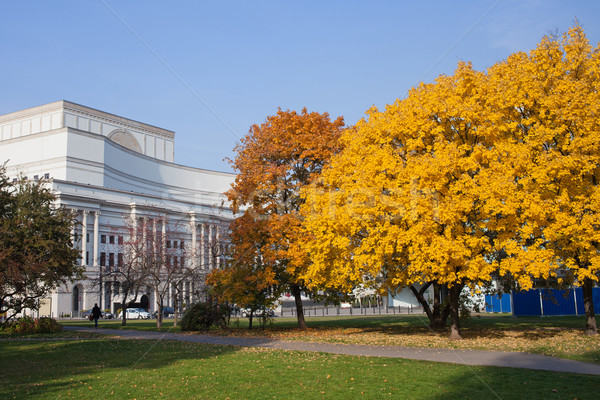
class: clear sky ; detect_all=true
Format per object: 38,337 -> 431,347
1,1 -> 599,173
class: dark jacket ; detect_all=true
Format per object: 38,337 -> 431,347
92,305 -> 102,319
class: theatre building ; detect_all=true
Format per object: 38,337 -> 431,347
0,100 -> 235,317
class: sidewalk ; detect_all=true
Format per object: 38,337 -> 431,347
63,326 -> 600,376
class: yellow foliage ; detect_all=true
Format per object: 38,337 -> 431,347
299,24 -> 600,295
300,62 -> 499,292
487,24 -> 600,285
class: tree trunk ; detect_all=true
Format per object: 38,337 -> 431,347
120,296 -> 129,326
291,284 -> 307,329
156,303 -> 163,329
432,283 -> 450,329
409,282 -> 449,329
583,277 -> 597,336
248,312 -> 253,330
121,305 -> 127,326
173,298 -> 179,328
448,284 -> 462,340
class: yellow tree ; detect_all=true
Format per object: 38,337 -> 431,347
488,24 -> 600,335
225,108 -> 344,329
300,63 -> 502,339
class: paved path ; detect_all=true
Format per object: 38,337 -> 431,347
63,326 -> 600,376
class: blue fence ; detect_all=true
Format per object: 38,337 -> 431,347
512,287 -> 600,316
484,294 -> 512,313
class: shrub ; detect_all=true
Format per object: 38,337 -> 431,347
36,317 -> 62,333
181,301 -> 229,331
1,316 -> 62,334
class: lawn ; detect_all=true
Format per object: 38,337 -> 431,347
63,313 -> 600,364
2,338 -> 600,399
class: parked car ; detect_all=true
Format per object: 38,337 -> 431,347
117,308 -> 151,319
153,307 -> 175,318
81,308 -> 113,319
240,307 -> 275,318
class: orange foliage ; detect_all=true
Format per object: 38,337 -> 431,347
213,108 -> 344,327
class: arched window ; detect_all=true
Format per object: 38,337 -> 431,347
107,129 -> 142,153
140,294 -> 149,311
72,285 -> 81,314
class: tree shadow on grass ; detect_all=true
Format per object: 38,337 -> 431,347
428,363 -> 600,400
0,336 -> 251,399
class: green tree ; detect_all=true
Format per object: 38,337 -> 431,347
0,169 -> 82,322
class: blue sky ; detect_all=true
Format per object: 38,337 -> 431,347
1,1 -> 599,172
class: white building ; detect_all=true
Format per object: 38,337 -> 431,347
0,100 -> 235,318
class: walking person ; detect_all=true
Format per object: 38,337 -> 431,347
91,303 -> 102,328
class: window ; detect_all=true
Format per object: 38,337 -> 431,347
33,175 -> 38,180
166,241 -> 171,248
101,235 -> 106,244
109,236 -> 115,244
100,252 -> 106,266
118,253 -> 123,268
86,233 -> 89,243
180,256 -> 185,267
109,253 -> 114,267
173,257 -> 178,268
118,236 -> 123,245
44,173 -> 49,179
173,241 -> 178,249
180,240 -> 184,249
86,251 -> 89,265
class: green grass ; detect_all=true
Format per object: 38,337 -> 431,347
63,317 -> 182,332
1,338 -> 599,399
60,314 -> 600,365
62,313 -> 596,331
0,329 -> 104,339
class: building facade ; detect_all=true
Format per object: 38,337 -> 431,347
0,100 -> 235,317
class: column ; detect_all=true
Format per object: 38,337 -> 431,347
162,217 -> 167,263
142,217 -> 148,253
152,218 -> 157,256
200,223 -> 205,270
70,210 -> 76,246
130,203 -> 137,243
81,210 -> 88,266
189,212 -> 197,268
93,210 -> 101,309
208,224 -> 214,270
215,225 -> 220,269
93,211 -> 100,266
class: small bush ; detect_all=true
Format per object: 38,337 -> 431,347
181,301 -> 229,331
1,316 -> 62,334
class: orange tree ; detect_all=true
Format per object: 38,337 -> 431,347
222,108 -> 344,329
